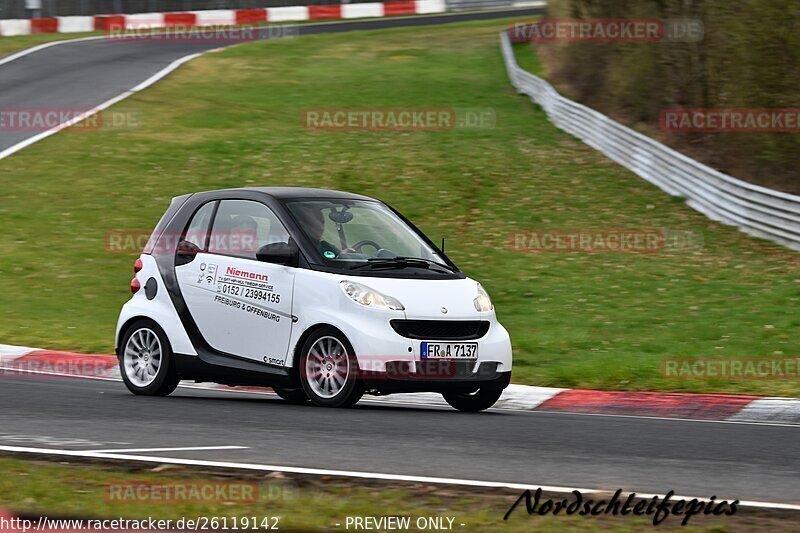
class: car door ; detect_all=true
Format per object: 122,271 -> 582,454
175,199 -> 295,366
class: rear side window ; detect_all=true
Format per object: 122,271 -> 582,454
143,194 -> 190,254
209,200 -> 290,260
183,202 -> 216,251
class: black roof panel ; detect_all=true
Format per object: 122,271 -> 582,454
187,187 -> 377,202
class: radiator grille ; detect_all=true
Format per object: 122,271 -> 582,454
390,320 -> 490,340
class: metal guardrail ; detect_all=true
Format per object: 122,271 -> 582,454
500,31 -> 800,251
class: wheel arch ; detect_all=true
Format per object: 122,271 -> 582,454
116,315 -> 174,357
290,323 -> 353,375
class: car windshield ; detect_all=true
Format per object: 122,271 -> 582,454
285,199 -> 452,270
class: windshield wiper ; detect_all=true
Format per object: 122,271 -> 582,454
350,256 -> 457,273
402,256 -> 458,272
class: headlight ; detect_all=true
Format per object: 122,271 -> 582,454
474,283 -> 494,312
341,280 -> 405,311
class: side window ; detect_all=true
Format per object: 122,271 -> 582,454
183,201 -> 216,250
209,200 -> 290,260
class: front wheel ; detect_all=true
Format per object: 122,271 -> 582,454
442,385 -> 503,412
298,328 -> 363,408
119,319 -> 179,397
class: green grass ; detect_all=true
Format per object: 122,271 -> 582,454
511,41 -> 544,75
1,19 -> 799,395
0,32 -> 99,58
0,456 -> 751,532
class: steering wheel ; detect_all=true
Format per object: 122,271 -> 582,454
350,239 -> 382,254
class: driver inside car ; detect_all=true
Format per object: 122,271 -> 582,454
292,204 -> 345,258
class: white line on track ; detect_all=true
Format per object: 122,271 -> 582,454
90,445 -> 249,453
0,51 -> 202,162
0,35 -> 104,67
0,444 -> 797,512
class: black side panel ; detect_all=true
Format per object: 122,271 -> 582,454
174,353 -> 294,388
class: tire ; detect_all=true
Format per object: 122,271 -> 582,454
298,327 -> 363,408
272,386 -> 309,404
442,385 -> 503,412
119,319 -> 180,397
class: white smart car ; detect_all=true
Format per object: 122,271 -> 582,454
116,188 -> 512,411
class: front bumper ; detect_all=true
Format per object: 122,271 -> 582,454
343,316 -> 513,394
361,363 -> 511,394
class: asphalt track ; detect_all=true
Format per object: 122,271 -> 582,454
0,375 -> 798,506
0,8 -> 543,155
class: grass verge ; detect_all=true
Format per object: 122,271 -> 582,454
0,32 -> 99,58
0,456 -> 781,532
1,19 -> 799,395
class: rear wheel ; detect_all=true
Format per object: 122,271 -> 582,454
298,328 -> 362,408
442,385 -> 503,412
119,320 -> 179,397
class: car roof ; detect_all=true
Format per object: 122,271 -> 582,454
185,187 -> 378,202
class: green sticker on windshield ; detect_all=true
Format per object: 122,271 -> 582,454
324,250 -> 336,259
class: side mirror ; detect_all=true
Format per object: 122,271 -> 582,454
256,241 -> 298,267
176,240 -> 200,266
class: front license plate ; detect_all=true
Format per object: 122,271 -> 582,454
421,342 -> 478,360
